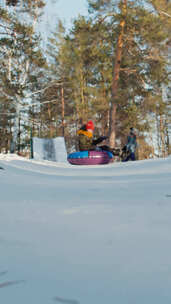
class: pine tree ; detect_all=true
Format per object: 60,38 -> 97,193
0,1 -> 46,152
87,0 -> 170,152
46,18 -> 105,147
45,20 -> 72,141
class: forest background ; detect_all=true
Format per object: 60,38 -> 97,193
0,0 -> 170,160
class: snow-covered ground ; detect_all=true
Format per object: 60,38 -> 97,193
0,154 -> 171,304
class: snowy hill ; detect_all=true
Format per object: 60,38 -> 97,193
0,154 -> 171,304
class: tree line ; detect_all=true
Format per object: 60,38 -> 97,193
0,0 -> 170,159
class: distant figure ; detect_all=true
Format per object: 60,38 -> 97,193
122,127 -> 137,161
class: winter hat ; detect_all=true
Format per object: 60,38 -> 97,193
86,120 -> 94,131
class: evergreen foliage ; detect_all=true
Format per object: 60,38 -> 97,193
0,1 -> 46,152
0,0 -> 170,158
6,0 -> 19,6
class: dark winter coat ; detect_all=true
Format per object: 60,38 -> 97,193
126,134 -> 137,153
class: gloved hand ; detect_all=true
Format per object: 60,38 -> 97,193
99,136 -> 108,141
93,136 -> 108,145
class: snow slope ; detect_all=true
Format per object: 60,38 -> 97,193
0,154 -> 171,304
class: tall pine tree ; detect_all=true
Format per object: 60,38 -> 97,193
0,1 -> 46,152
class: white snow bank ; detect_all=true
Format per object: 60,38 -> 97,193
0,154 -> 171,304
33,137 -> 67,162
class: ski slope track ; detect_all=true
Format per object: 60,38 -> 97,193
0,154 -> 171,304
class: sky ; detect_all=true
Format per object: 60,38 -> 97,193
39,0 -> 89,46
0,151 -> 171,304
42,0 -> 89,34
0,0 -> 88,35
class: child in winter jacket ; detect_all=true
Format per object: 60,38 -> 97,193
122,127 -> 137,161
77,120 -> 108,151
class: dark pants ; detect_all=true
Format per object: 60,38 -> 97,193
124,152 -> 136,162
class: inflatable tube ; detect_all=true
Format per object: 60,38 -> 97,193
67,150 -> 113,165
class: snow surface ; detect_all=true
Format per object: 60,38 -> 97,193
0,154 -> 171,304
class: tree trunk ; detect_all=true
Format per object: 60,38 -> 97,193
109,0 -> 127,148
17,114 -> 21,153
47,104 -> 53,137
61,86 -> 65,137
159,114 -> 166,157
80,66 -> 87,121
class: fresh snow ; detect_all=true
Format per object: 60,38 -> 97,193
0,154 -> 171,304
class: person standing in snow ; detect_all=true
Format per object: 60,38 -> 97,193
122,127 -> 137,161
